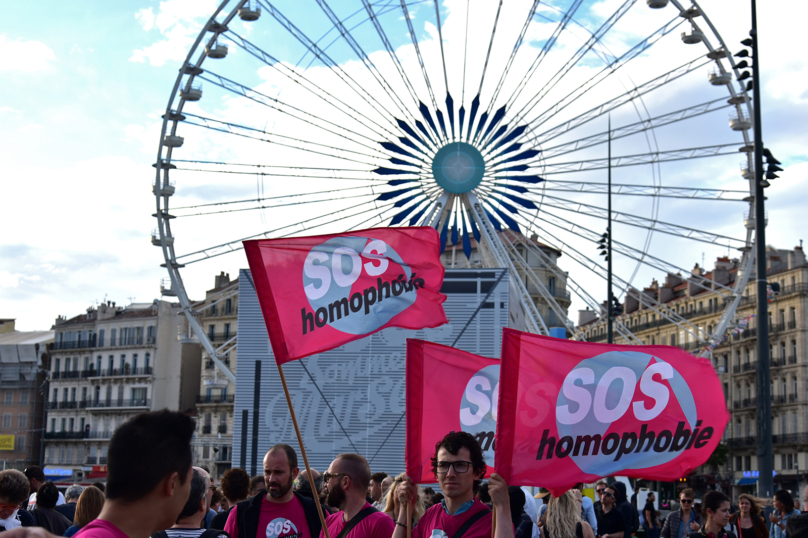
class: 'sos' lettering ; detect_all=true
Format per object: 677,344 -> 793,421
557,362 -> 673,425
460,376 -> 499,426
303,240 -> 392,300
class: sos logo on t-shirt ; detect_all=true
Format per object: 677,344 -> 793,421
265,518 -> 301,538
430,531 -> 448,538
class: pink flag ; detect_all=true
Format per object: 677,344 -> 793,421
406,340 -> 498,483
496,328 -> 729,495
243,227 -> 447,364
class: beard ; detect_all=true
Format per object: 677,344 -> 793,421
326,481 -> 346,509
267,475 -> 295,499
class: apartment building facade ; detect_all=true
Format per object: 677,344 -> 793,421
43,300 -> 200,481
578,245 -> 808,496
0,322 -> 52,470
192,272 -> 238,480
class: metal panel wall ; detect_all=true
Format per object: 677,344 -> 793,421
233,268 -> 511,476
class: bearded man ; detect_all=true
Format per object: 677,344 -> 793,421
224,444 -> 326,538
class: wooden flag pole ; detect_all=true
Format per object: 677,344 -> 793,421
406,503 -> 412,538
276,362 -> 331,538
491,505 -> 496,538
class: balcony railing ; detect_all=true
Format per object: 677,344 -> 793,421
99,457 -> 107,464
79,367 -> 154,379
742,397 -> 757,408
772,323 -> 786,333
774,395 -> 787,404
728,436 -> 756,448
788,355 -> 797,365
789,393 -> 799,403
742,361 -> 757,372
196,394 -> 235,404
51,370 -> 82,380
85,457 -> 97,464
788,321 -> 797,330
218,424 -> 228,434
203,425 -> 212,434
82,398 -> 151,409
771,358 -> 786,368
44,430 -> 114,440
773,433 -> 808,445
53,339 -> 97,351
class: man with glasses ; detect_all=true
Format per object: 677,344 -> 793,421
595,486 -> 626,538
594,482 -> 608,515
319,453 -> 395,538
660,489 -> 700,538
1,469 -> 35,529
393,431 -> 513,538
225,444 -> 325,538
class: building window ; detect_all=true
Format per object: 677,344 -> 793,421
3,391 -> 12,405
744,455 -> 751,471
110,328 -> 117,347
108,355 -> 114,373
99,329 -> 105,347
203,446 -> 210,459
132,353 -> 139,370
208,325 -> 216,341
69,418 -> 75,432
145,353 -> 151,369
65,357 -> 71,371
793,340 -> 798,360
54,358 -> 60,373
131,387 -> 147,405
147,325 -> 155,340
224,323 -> 231,340
61,418 -> 66,432
20,391 -> 28,405
225,299 -> 232,315
2,414 -> 11,428
59,446 -> 66,463
15,435 -> 25,452
82,387 -> 87,402
50,418 -> 55,432
71,388 -> 76,402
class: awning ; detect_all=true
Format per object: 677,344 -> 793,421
737,477 -> 758,485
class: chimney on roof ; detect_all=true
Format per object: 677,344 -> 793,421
530,233 -> 538,241
578,308 -> 598,326
215,271 -> 231,289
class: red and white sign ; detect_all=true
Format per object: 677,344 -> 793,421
406,340 -> 498,483
496,328 -> 729,495
244,227 -> 447,364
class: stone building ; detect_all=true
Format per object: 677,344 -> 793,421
0,322 -> 52,470
578,245 -> 808,497
191,272 -> 238,480
43,300 -> 200,482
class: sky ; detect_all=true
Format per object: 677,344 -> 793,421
1,0 -> 807,332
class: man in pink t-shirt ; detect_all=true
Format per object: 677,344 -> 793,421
78,410 -> 197,538
319,454 -> 395,538
393,432 -> 514,538
224,444 -> 325,538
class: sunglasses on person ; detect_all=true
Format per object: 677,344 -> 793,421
681,499 -> 694,504
603,492 -> 615,499
435,460 -> 473,474
323,472 -> 349,482
596,488 -> 606,494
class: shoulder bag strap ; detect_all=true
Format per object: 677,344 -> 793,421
451,508 -> 492,538
336,506 -> 379,538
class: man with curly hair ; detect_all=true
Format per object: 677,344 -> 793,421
210,468 -> 250,530
1,469 -> 34,530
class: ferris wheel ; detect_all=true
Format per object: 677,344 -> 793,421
153,0 -> 757,382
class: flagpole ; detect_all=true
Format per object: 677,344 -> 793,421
276,362 -> 331,538
407,504 -> 412,538
491,506 -> 497,538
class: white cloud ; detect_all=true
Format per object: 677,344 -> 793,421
0,35 -> 56,72
130,0 -> 217,67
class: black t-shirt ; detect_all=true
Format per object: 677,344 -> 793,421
643,501 -> 656,527
597,506 -> 626,537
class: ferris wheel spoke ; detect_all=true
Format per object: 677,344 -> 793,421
533,206 -> 736,294
531,193 -> 745,247
256,0 -> 413,132
521,142 -> 740,173
221,31 -> 400,140
500,0 -> 585,113
170,165 -> 394,184
313,0 -> 421,125
539,97 -> 733,159
535,179 -> 748,201
175,197 -> 404,265
504,0 -> 640,137
399,1 -> 441,115
518,14 -> 685,135
181,112 -> 393,165
198,70 -> 385,151
431,0 -> 450,97
526,56 -> 712,145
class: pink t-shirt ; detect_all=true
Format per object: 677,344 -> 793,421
74,519 -> 129,538
319,503 -> 395,538
224,496 -> 312,538
413,499 -> 492,538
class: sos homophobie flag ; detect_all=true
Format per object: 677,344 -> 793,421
496,328 -> 729,495
406,340 -> 499,483
243,227 -> 447,364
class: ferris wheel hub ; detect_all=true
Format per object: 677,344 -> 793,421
431,142 -> 486,194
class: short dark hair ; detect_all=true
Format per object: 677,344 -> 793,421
335,453 -> 371,490
775,490 -> 796,513
36,481 -> 59,509
91,482 -> 106,493
267,444 -> 298,470
430,431 -> 486,491
176,469 -> 207,522
702,490 -> 730,516
250,475 -> 265,492
221,468 -> 250,502
23,466 -> 45,483
0,469 -> 30,505
477,482 -> 491,503
370,472 -> 388,484
105,410 -> 195,502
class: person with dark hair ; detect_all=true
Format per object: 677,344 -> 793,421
662,489 -> 701,538
248,477 -> 264,499
595,485 -> 625,538
319,453 -> 394,538
770,490 -> 800,538
688,491 -> 734,538
71,410 -> 196,538
786,485 -> 808,538
295,468 -> 323,500
151,469 -> 227,538
224,444 -> 326,538
210,468 -> 251,530
91,484 -> 106,494
31,482 -> 72,535
24,467 -> 65,510
393,431 -> 513,538
1,469 -> 35,530
644,492 -> 660,538
368,473 -> 388,506
509,487 -> 534,538
728,494 -> 768,538
594,482 -> 608,515
477,483 -> 492,507
65,486 -> 106,537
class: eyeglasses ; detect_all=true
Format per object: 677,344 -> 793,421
596,489 -> 606,494
603,492 -> 615,499
435,461 -> 473,474
323,472 -> 348,482
681,499 -> 694,504
0,504 -> 22,511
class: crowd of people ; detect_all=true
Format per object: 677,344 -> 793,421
1,410 -> 808,538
